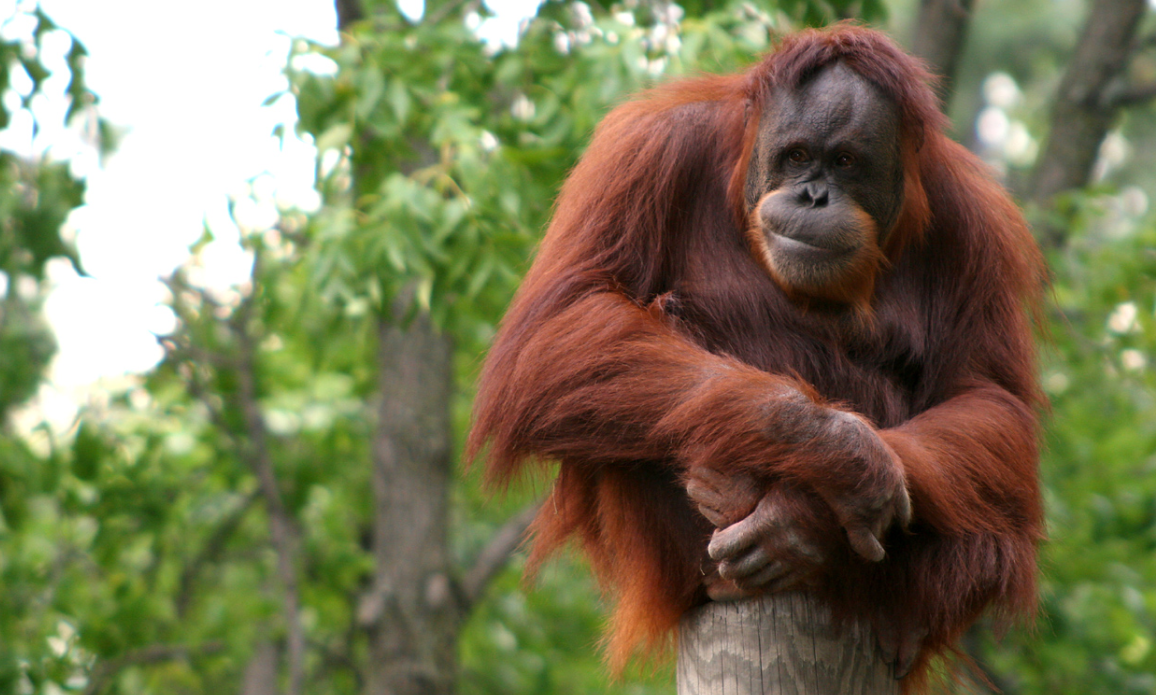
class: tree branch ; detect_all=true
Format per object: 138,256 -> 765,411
163,272 -> 303,683
423,0 -> 475,26
176,490 -> 260,619
241,642 -> 279,695
1028,0 -> 1149,246
83,642 -> 224,695
1106,80 -> 1156,107
335,0 -> 364,31
460,502 -> 542,610
232,253 -> 306,695
910,0 -> 976,105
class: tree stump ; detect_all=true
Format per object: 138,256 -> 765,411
677,592 -> 898,695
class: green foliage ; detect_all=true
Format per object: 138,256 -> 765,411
289,15 -> 567,336
776,0 -> 888,25
0,293 -> 55,413
285,0 -> 819,345
0,157 -> 84,281
0,2 -> 97,419
0,8 -> 96,681
971,200 -> 1156,694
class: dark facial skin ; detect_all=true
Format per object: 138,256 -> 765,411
745,63 -> 904,301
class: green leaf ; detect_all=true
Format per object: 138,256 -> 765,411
315,122 -> 354,153
388,79 -> 412,124
416,276 -> 433,312
72,423 -> 105,481
466,253 -> 495,298
355,67 -> 386,120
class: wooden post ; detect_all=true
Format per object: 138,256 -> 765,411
677,592 -> 898,695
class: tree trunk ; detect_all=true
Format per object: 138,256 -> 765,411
1029,0 -> 1147,245
335,0 -> 364,28
910,0 -> 976,104
677,592 -> 896,695
362,311 -> 458,695
240,642 -> 280,695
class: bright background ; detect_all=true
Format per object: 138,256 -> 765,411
10,1 -> 333,431
14,0 -> 539,425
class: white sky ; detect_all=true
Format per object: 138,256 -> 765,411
2,0 -> 537,428
0,2 -> 328,425
34,0 -> 336,387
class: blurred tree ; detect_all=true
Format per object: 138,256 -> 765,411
0,5 -> 92,417
979,205 -> 1156,694
1029,0 -> 1151,246
0,2 -> 103,691
910,0 -> 976,102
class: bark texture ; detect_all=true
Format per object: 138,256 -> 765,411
678,593 -> 897,695
910,0 -> 976,102
362,311 -> 457,695
335,0 -> 364,28
1029,0 -> 1148,244
240,643 -> 280,695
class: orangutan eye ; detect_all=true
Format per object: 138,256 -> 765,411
835,152 -> 856,168
786,148 -> 811,165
